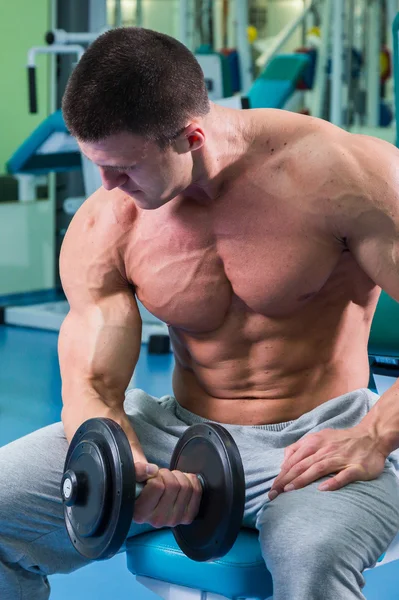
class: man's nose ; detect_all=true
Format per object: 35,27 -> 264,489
99,168 -> 128,191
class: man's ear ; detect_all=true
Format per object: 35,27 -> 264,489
174,124 -> 205,153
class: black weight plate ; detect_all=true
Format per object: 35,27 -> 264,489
62,418 -> 136,560
170,422 -> 245,562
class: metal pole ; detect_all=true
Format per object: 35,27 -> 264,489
114,0 -> 122,27
256,0 -> 314,70
345,0 -> 355,128
387,0 -> 399,50
49,0 -> 57,114
234,0 -> 252,92
46,30 -> 102,45
386,0 -> 398,125
136,0 -> 143,27
27,45 -> 86,67
213,0 -> 223,51
179,0 -> 190,48
89,0 -> 108,32
330,0 -> 345,126
310,0 -> 332,118
366,0 -> 381,127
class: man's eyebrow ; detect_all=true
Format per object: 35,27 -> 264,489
80,152 -> 135,171
99,164 -> 136,170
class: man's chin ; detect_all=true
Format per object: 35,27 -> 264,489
122,189 -> 143,198
132,195 -> 166,210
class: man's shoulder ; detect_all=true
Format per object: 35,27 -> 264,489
67,187 -> 137,244
60,187 -> 135,288
251,110 -> 349,171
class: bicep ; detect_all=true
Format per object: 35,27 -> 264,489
58,194 -> 142,396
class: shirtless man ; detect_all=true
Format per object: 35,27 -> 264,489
1,27 -> 399,600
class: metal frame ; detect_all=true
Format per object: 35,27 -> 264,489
136,575 -> 270,600
330,0 -> 345,126
310,0 -> 331,119
255,0 -> 315,71
180,0 -> 253,93
366,0 -> 381,127
234,0 -> 252,92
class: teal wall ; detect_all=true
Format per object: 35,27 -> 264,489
0,0 -> 50,175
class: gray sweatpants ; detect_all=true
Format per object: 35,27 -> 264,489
1,387 -> 399,600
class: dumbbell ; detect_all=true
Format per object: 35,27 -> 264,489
61,417 -> 245,562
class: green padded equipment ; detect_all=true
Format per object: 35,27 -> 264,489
369,291 -> 399,357
259,53 -> 310,82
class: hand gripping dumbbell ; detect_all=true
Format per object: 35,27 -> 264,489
61,418 -> 245,562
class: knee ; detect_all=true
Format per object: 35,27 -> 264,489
258,505 -> 360,577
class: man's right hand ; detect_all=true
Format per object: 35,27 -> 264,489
133,462 -> 203,528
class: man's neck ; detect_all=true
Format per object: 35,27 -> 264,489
187,103 -> 253,202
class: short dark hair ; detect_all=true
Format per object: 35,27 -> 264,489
62,27 -> 210,148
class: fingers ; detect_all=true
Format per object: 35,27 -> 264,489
181,473 -> 203,524
281,439 -> 321,474
270,444 -> 323,496
134,461 -> 159,482
279,458 -> 337,492
164,471 -> 202,526
269,458 -> 366,499
133,468 -> 202,528
283,444 -> 298,463
269,428 -> 384,500
318,465 -> 365,492
145,469 -> 184,527
134,468 -> 169,524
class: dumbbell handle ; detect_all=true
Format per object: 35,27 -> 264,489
62,470 -> 204,506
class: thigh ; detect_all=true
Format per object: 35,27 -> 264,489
256,464 -> 399,574
0,422 -> 92,575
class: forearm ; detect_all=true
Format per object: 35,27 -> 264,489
58,298 -> 143,455
358,381 -> 399,456
61,382 -> 146,463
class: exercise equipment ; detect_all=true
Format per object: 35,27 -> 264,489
195,45 -> 240,100
380,46 -> 392,82
61,417 -> 245,562
248,53 -> 311,109
295,47 -> 317,90
219,48 -> 241,94
379,100 -> 394,127
148,334 -> 170,354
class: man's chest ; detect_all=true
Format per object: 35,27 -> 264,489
124,197 -> 342,331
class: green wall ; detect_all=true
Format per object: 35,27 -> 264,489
0,0 -> 50,175
0,0 -> 54,295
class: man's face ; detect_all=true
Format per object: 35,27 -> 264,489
79,131 -> 192,209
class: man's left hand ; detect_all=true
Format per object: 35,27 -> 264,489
268,426 -> 387,500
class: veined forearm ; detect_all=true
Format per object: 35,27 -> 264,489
61,383 -> 146,462
359,381 -> 399,456
57,295 -> 143,453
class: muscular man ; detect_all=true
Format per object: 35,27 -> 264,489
1,27 -> 399,600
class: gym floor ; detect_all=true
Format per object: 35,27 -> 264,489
0,324 -> 398,600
